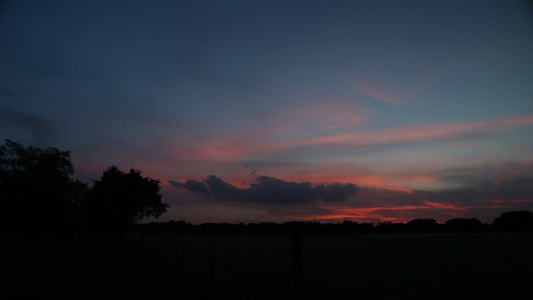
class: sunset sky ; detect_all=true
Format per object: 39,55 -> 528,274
1,0 -> 532,224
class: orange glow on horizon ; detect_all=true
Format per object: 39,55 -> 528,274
272,198 -> 523,223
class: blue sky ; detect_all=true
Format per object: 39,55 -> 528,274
1,0 -> 532,223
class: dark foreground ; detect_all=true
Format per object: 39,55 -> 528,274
1,233 -> 532,299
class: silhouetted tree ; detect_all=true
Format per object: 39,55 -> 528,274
406,218 -> 440,233
492,211 -> 533,232
85,165 -> 168,234
0,139 -> 84,237
444,218 -> 483,233
376,221 -> 407,234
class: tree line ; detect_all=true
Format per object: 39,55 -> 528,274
136,210 -> 533,235
0,139 -> 168,238
1,139 -> 532,238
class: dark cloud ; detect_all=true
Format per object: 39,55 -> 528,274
184,179 -> 208,193
168,179 -> 207,193
204,175 -> 242,197
315,182 -> 359,202
247,176 -> 315,204
170,175 -> 358,205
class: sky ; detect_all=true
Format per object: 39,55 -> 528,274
1,0 -> 532,224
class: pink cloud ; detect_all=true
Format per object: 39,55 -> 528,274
86,114 -> 531,218
158,115 -> 532,191
304,115 -> 533,147
178,114 -> 533,164
136,114 -> 532,206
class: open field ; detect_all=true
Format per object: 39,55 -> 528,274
1,233 -> 532,299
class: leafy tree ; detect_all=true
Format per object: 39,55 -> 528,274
444,218 -> 483,233
492,211 -> 533,232
0,139 -> 84,235
86,165 -> 168,232
406,218 -> 440,233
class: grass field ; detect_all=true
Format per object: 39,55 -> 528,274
1,233 -> 532,299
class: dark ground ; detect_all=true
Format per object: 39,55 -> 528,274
1,233 -> 532,299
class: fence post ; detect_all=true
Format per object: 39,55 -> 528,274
292,233 -> 303,300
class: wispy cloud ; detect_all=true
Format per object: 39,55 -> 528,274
178,114 -> 533,162
300,115 -> 533,147
144,114 -> 532,196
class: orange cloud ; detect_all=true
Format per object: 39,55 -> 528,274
271,198 -> 520,223
272,205 -> 428,223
